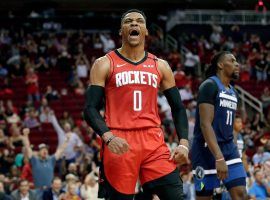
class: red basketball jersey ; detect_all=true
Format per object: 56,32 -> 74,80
104,50 -> 161,129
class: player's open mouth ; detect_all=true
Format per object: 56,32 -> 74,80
129,30 -> 140,39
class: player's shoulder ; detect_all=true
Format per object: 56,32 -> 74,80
157,58 -> 171,71
91,55 -> 110,72
199,78 -> 218,92
94,55 -> 110,66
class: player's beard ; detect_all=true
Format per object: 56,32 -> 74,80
231,71 -> 239,80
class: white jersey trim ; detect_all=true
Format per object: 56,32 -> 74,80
192,158 -> 242,175
219,92 -> 237,102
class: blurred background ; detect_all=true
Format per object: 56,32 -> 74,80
0,0 -> 270,199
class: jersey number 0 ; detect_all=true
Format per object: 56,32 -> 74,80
133,90 -> 142,111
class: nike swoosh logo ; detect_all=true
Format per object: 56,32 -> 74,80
116,63 -> 126,68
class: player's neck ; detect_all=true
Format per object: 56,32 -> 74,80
217,73 -> 230,89
118,46 -> 145,63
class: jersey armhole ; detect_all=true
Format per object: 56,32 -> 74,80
147,52 -> 162,81
155,58 -> 163,80
105,53 -> 114,83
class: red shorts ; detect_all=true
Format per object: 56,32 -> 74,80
103,127 -> 176,194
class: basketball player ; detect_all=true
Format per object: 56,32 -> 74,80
191,51 -> 247,199
83,9 -> 189,200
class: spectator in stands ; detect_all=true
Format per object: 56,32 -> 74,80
0,102 -> 7,124
67,162 -> 79,176
75,53 -> 90,79
261,86 -> 270,109
20,157 -> 33,184
57,48 -> 72,72
239,61 -> 251,82
35,56 -> 49,72
181,171 -> 195,200
9,125 -> 23,150
74,79 -> 85,96
9,165 -> 20,185
39,105 -> 51,123
223,37 -> 235,51
9,63 -> 24,78
210,24 -> 223,49
60,182 -> 81,200
183,50 -> 200,76
80,170 -> 103,200
93,35 -> 103,50
99,33 -> 115,53
166,134 -> 177,153
42,177 -> 65,200
179,84 -> 194,101
6,100 -> 18,115
173,63 -> 187,89
0,181 -> 12,200
168,50 -> 181,71
22,128 -> 70,199
11,179 -> 37,200
255,52 -> 268,81
59,111 -> 74,129
5,105 -> 20,124
50,113 -> 83,165
39,98 -> 49,113
0,149 -> 14,175
0,77 -> 13,97
62,173 -> 80,195
248,169 -> 270,199
247,48 -> 260,79
25,67 -> 40,102
44,85 -> 60,102
23,108 -> 40,129
252,146 -> 270,165
0,129 -> 9,148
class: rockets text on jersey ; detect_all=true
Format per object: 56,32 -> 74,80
104,50 -> 161,129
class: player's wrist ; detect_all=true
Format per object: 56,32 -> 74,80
215,153 -> 225,161
215,157 -> 225,162
102,131 -> 114,143
179,139 -> 189,149
179,145 -> 189,153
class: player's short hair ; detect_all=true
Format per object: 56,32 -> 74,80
121,9 -> 147,25
205,51 -> 231,78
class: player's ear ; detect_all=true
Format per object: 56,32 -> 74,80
145,28 -> 149,36
217,62 -> 223,70
119,29 -> 122,36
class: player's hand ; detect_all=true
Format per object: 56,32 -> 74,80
169,145 -> 189,165
102,132 -> 129,155
107,137 -> 129,155
216,158 -> 228,180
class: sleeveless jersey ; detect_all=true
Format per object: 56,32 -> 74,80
104,50 -> 161,129
193,76 -> 238,143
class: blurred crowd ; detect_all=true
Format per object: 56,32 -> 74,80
0,22 -> 270,200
